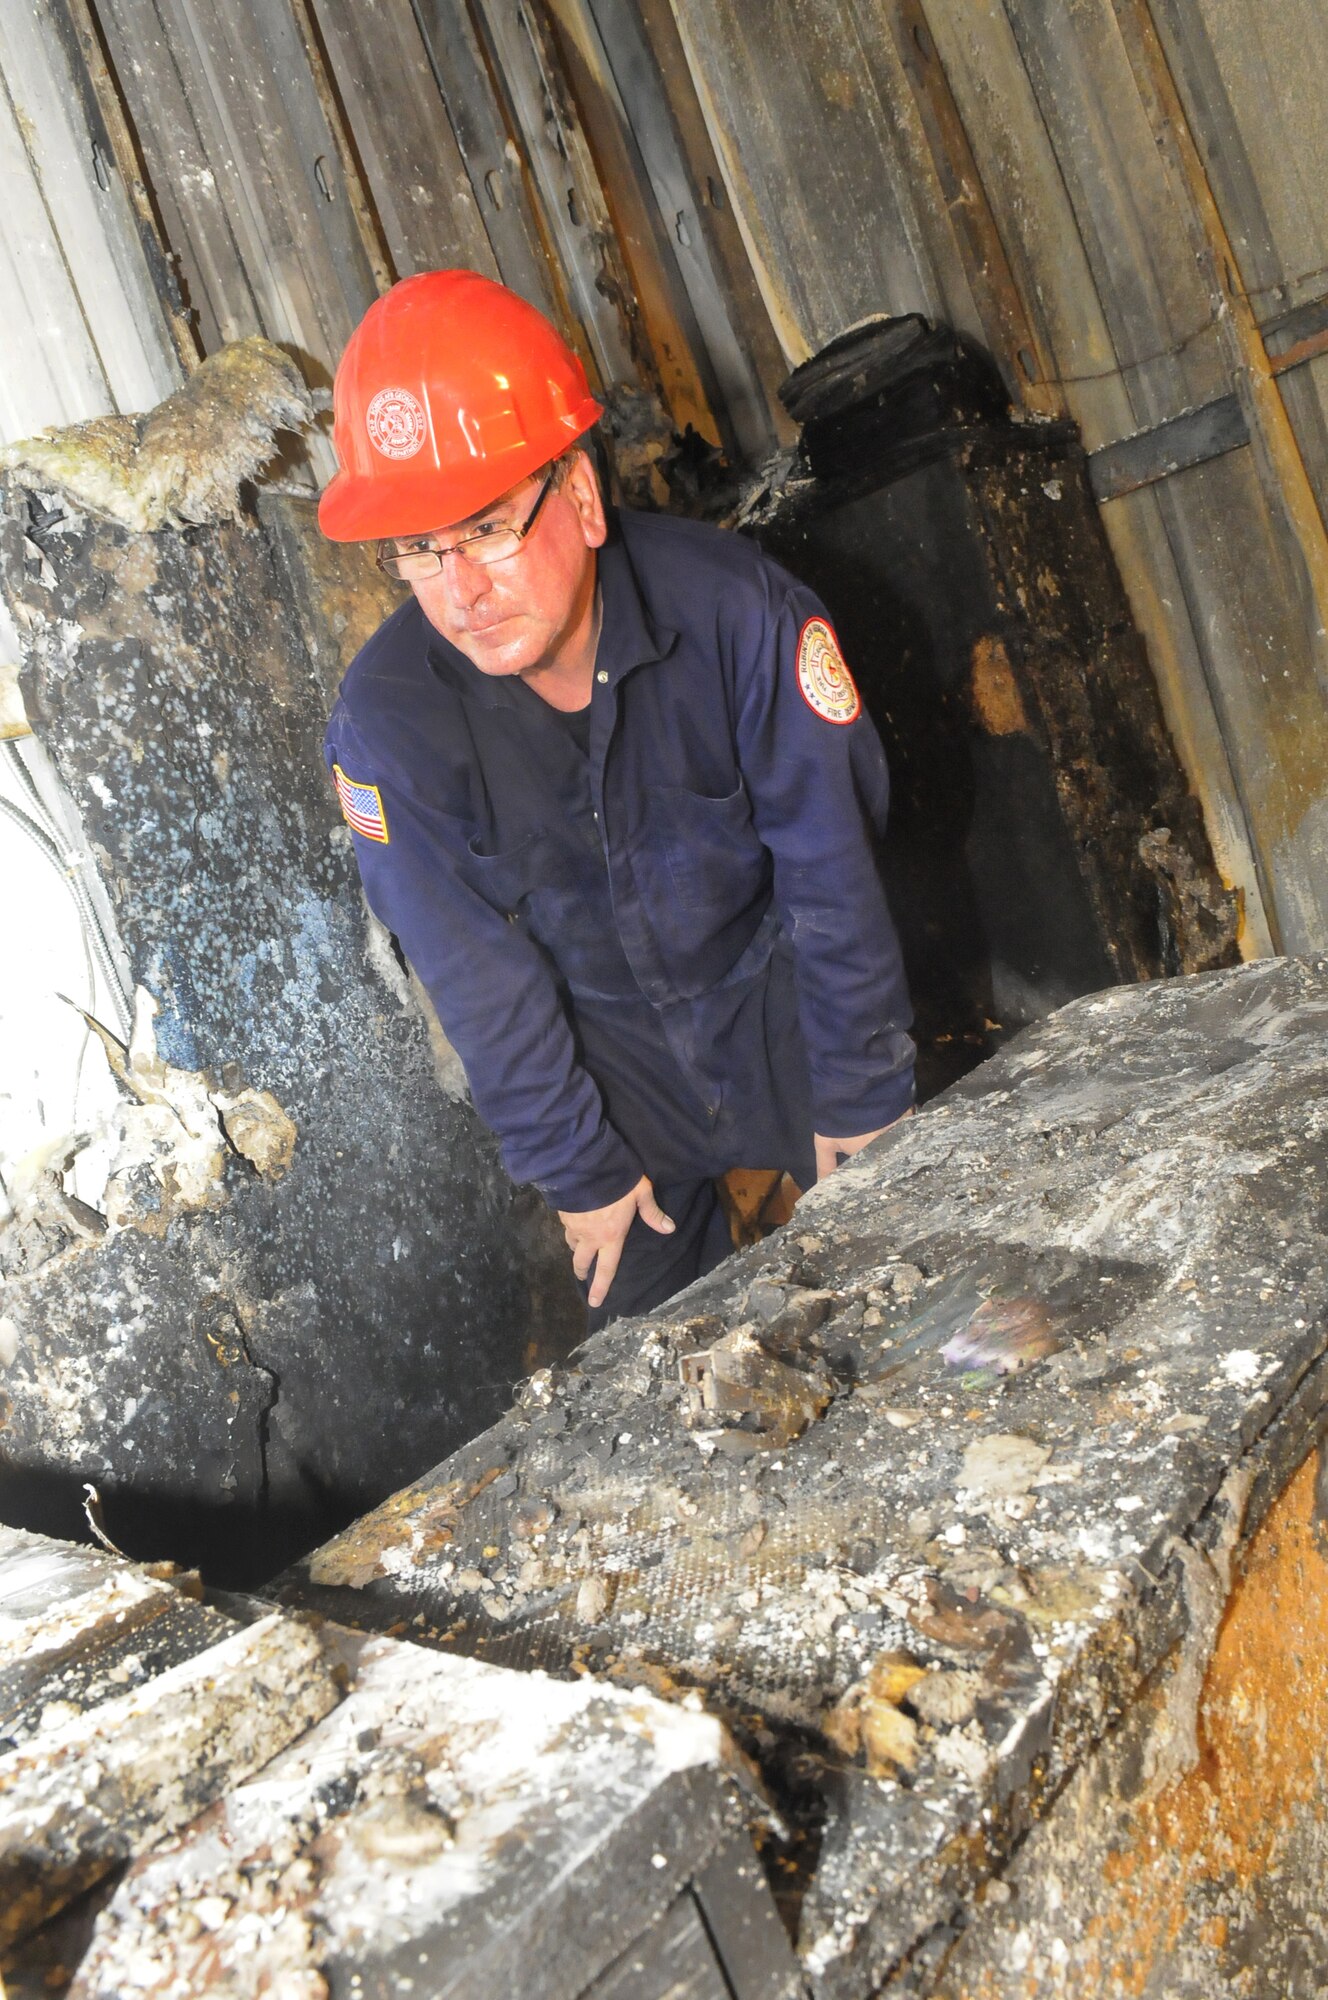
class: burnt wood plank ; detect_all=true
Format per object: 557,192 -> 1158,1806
70,1635 -> 752,2000
693,1828 -> 804,2000
0,1611 -> 339,1949
1087,394 -> 1249,500
585,1894 -> 731,2000
307,0 -> 499,281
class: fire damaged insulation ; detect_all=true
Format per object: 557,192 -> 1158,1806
0,339 -> 312,534
739,316 -> 1239,1093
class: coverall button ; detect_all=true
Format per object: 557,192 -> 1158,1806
596,669 -> 609,683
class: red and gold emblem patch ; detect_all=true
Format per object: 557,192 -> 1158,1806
796,617 -> 861,725
365,386 -> 427,460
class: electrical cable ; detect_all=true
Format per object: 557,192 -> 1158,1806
1,740 -> 132,1037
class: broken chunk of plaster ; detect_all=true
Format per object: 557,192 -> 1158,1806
0,1316 -> 17,1368
75,988 -> 297,1229
215,1090 -> 297,1179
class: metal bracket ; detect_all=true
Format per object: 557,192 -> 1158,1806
1087,393 -> 1250,502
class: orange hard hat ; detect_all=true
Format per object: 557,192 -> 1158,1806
318,270 -> 603,542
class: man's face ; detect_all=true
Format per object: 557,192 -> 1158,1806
402,454 -> 607,682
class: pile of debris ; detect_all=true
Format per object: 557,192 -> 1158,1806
0,1525 -> 794,1998
279,954 -> 1328,1996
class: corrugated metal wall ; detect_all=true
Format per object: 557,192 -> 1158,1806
1,0 -> 1326,954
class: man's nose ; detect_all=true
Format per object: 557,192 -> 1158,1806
440,551 -> 494,609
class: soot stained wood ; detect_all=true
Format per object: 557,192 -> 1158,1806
92,0 -> 376,384
307,0 -> 501,284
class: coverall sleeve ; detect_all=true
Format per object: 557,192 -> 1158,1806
326,711 -> 642,1212
734,585 -> 916,1136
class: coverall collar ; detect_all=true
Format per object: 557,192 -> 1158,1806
423,514 -> 677,708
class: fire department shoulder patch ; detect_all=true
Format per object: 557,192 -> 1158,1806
365,386 -> 427,460
796,616 -> 861,725
333,764 -> 390,843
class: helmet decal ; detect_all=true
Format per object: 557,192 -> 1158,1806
366,387 -> 428,460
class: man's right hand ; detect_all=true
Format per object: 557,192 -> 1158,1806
558,1175 -> 676,1310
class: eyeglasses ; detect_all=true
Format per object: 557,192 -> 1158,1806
376,471 -> 555,581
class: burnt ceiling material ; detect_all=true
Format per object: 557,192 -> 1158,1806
0,1524 -> 793,2000
0,469 -> 577,1583
277,953 -> 1328,1997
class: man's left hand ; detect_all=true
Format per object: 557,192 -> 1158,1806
814,1108 -> 913,1182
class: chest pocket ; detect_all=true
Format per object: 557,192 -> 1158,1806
461,830 -> 611,956
645,781 -> 770,917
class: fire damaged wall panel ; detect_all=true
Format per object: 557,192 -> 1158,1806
0,473 -> 576,1582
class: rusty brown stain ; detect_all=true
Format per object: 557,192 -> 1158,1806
970,635 -> 1030,737
944,1450 -> 1328,1997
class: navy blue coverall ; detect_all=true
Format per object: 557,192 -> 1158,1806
325,507 -> 915,1323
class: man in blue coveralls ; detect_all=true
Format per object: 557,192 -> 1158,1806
319,271 -> 915,1329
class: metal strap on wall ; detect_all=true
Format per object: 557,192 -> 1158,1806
1088,393 -> 1248,501
1087,286 -> 1328,501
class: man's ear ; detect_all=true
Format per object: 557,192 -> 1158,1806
564,450 -> 608,550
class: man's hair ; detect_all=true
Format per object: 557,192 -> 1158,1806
551,433 -> 606,497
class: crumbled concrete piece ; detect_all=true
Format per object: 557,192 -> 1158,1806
679,1325 -> 834,1445
960,1434 -> 1053,1499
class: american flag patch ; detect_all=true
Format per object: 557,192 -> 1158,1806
332,763 -> 390,843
